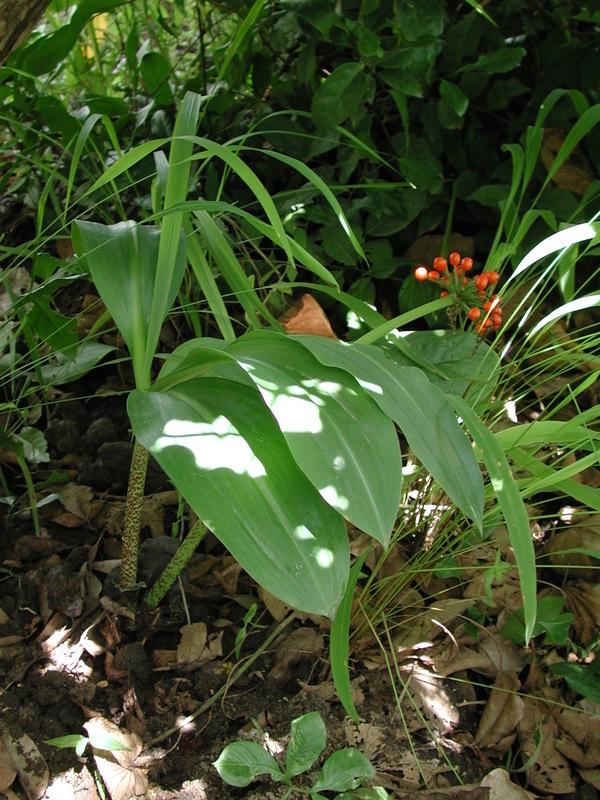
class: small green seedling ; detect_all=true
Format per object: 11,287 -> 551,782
500,595 -> 574,645
214,711 -> 390,799
45,733 -> 130,757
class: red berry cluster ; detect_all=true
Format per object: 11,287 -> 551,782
415,252 -> 502,334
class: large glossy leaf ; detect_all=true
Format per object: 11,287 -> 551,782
294,336 -> 484,531
384,331 -> 500,403
73,220 -> 186,386
225,332 -> 401,546
128,373 -> 349,618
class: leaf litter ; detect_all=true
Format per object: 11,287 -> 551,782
0,293 -> 599,799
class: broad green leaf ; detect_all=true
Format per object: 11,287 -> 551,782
451,397 -> 536,642
552,660 -> 600,705
226,332 -> 401,546
440,80 -> 469,116
140,52 -> 174,106
128,373 -> 349,618
285,712 -> 327,777
312,63 -> 369,130
384,331 -> 500,403
40,341 -> 115,386
21,0 -> 129,75
295,337 -> 484,530
214,741 -> 283,787
468,46 -> 526,75
501,596 -> 572,645
45,735 -> 89,750
18,428 -> 49,465
312,749 -> 376,792
73,220 -> 186,387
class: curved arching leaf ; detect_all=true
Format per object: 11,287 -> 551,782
294,336 -> 484,531
225,331 -> 401,546
128,374 -> 349,618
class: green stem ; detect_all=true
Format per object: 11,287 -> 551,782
15,452 -> 40,538
144,519 -> 207,608
120,439 -> 149,596
441,181 -> 458,258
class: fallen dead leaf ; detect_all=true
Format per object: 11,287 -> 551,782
562,580 -> 600,646
480,768 -> 536,799
518,697 -> 576,795
270,627 -> 324,680
177,622 -> 207,665
543,521 -> 600,579
402,664 -> 460,733
404,233 -> 474,268
278,293 -> 338,338
541,127 -> 593,196
555,702 -> 600,768
0,738 -> 17,794
0,728 -> 49,800
475,671 -> 524,754
213,560 -> 243,594
84,717 -> 147,800
258,588 -> 329,628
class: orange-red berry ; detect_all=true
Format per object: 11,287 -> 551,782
486,271 -> 499,284
433,256 -> 448,272
468,307 -> 481,321
429,270 -> 440,280
415,266 -> 429,281
449,252 -> 461,267
440,290 -> 450,298
461,257 -> 473,271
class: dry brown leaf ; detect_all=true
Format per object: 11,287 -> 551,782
518,698 -> 576,795
345,722 -> 385,760
77,294 -> 107,337
177,622 -> 207,665
54,483 -> 104,526
475,671 -> 524,753
562,580 -> 600,646
555,703 -> 600,768
435,645 -> 497,677
0,738 -> 17,793
480,768 -> 536,799
393,598 -> 472,651
84,717 -> 147,800
579,767 -> 600,790
257,588 -> 330,628
270,627 -> 324,680
541,127 -> 593,196
543,522 -> 600,579
405,665 -> 460,733
152,649 -> 177,670
213,561 -> 243,594
0,606 -> 9,625
278,294 -> 338,338
0,728 -> 49,800
0,635 -> 24,647
405,233 -> 474,268
478,635 -> 524,677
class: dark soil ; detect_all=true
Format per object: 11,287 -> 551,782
0,368 -> 488,800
